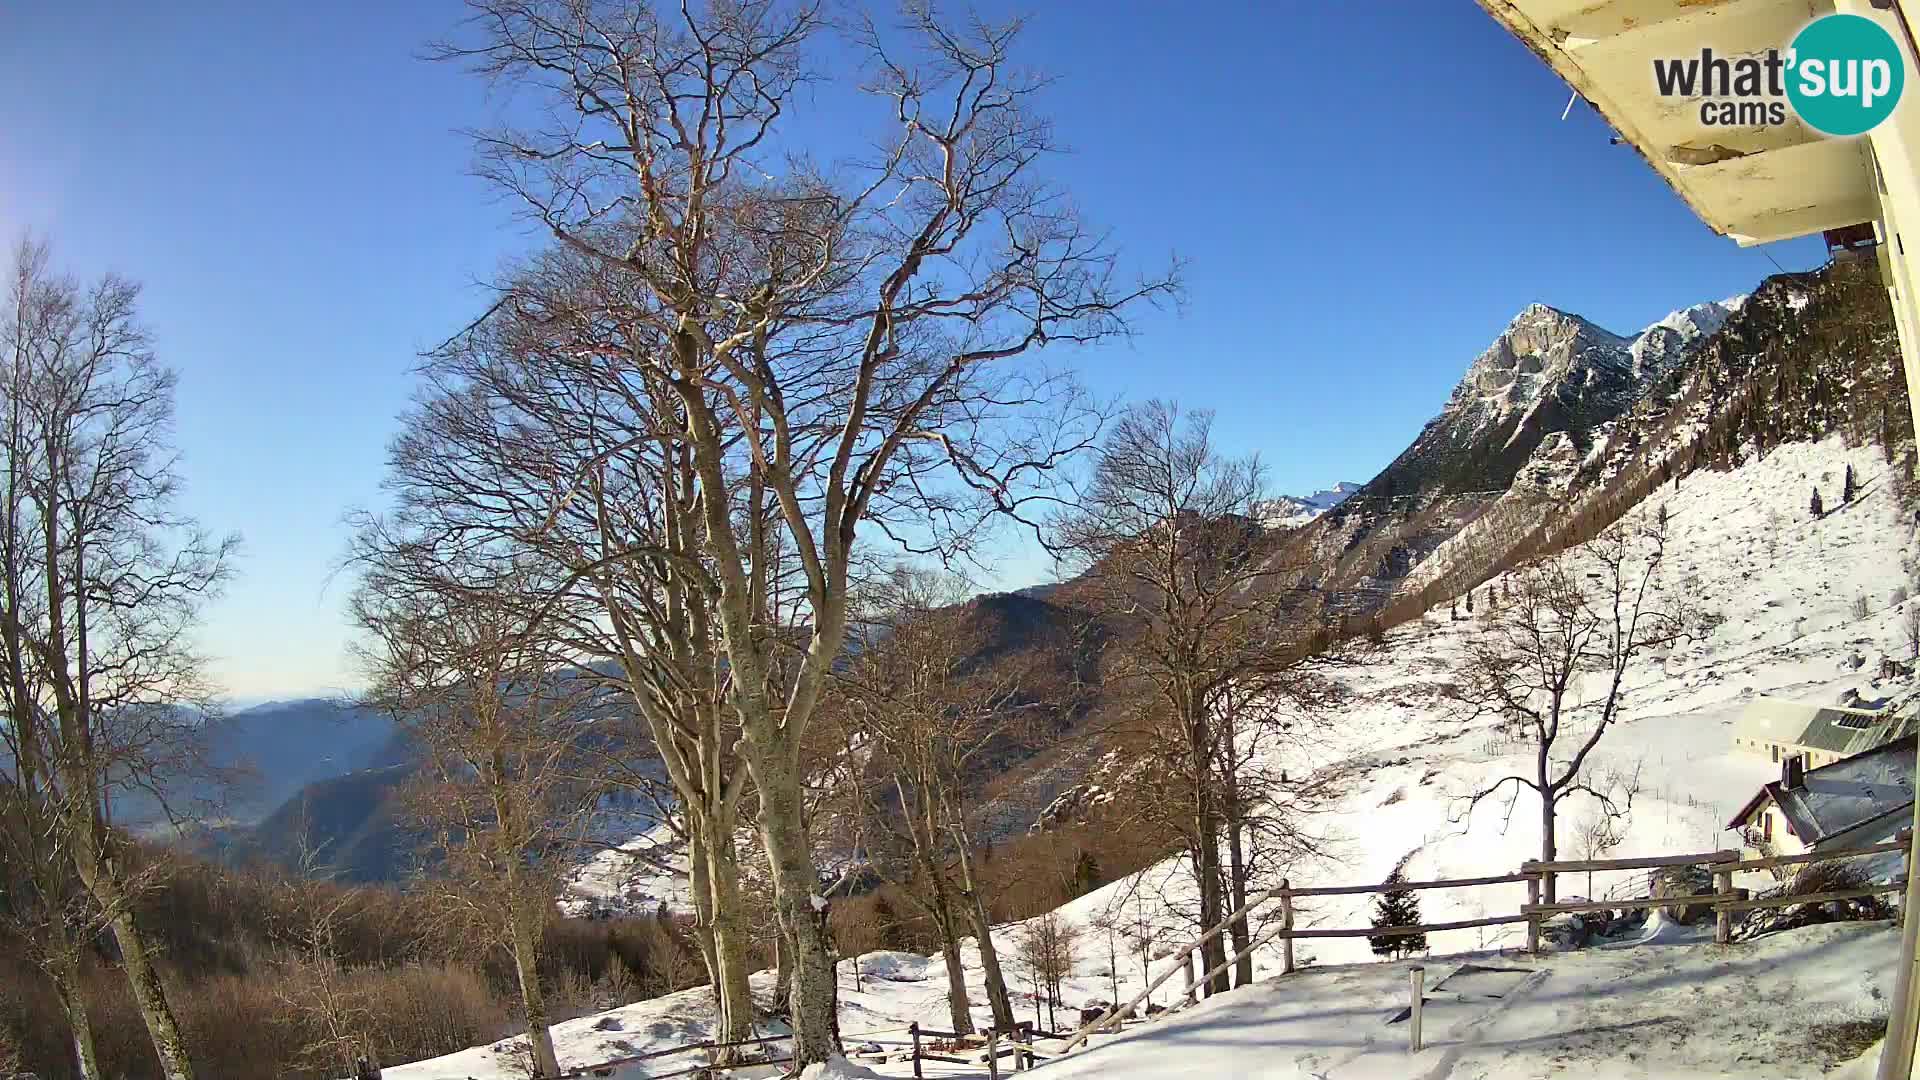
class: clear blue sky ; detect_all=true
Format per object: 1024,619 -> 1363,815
0,2 -> 1824,702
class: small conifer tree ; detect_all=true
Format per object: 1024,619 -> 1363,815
1844,463 -> 1858,502
1811,486 -> 1825,519
1368,869 -> 1426,959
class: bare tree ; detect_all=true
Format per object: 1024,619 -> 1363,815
831,566 -> 1034,1034
1904,602 -> 1920,663
1573,805 -> 1625,901
1452,515 -> 1679,902
353,559 -> 608,1080
1053,401 -> 1331,995
430,2 -> 1175,1062
0,238 -> 102,1079
0,235 -> 237,1080
1013,912 -> 1079,1031
272,892 -> 382,1078
363,241 -> 765,1052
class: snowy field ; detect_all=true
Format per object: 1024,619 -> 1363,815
387,436 -> 1917,1079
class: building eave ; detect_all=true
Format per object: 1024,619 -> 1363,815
1477,0 -> 1880,246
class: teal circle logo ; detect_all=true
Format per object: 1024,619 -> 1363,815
1787,14 -> 1905,136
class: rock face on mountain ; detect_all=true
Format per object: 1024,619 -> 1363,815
1367,301 -> 1736,504
1287,296 -> 1750,612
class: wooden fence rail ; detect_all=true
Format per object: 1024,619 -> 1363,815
1727,837 -> 1910,874
1274,872 -> 1535,898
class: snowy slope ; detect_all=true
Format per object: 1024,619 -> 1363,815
1031,920 -> 1895,1079
387,435 -> 1914,1079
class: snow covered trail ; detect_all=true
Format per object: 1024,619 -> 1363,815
1028,921 -> 1897,1080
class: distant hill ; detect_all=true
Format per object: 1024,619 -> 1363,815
228,764 -> 422,883
203,698 -> 398,821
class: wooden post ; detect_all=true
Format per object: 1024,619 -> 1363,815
1181,949 -> 1197,1004
1900,847 -> 1910,928
910,1021 -> 922,1079
1280,878 -> 1295,975
986,1029 -> 1001,1080
1020,1021 -> 1034,1070
1408,966 -> 1425,1052
1525,873 -> 1541,956
1714,868 -> 1734,945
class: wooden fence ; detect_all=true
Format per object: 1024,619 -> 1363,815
1520,832 -> 1911,948
1062,831 -> 1911,1052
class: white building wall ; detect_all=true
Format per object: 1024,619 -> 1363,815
1835,1 -> 1920,444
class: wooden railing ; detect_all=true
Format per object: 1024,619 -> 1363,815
1060,869 -> 1536,1051
1061,831 -> 1911,1055
1519,832 -> 1911,947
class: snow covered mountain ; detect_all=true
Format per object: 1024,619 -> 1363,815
1629,295 -> 1746,380
1259,481 -> 1363,528
1367,299 -> 1734,504
1298,481 -> 1362,511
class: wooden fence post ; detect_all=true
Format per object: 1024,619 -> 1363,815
1181,949 -> 1197,1004
1889,845 -> 1904,922
1020,1021 -> 1034,1070
1525,873 -> 1540,955
986,1029 -> 1000,1080
1280,878 -> 1295,975
1714,867 -> 1734,945
910,1021 -> 922,1079
1408,966 -> 1425,1052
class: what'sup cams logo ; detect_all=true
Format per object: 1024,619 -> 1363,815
1652,13 -> 1905,137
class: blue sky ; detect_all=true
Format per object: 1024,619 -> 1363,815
0,2 -> 1824,701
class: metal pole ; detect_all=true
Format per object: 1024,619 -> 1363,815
1875,764 -> 1920,1080
1409,966 -> 1425,1053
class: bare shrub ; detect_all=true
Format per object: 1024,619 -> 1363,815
1015,913 -> 1081,1030
1853,594 -> 1874,620
1733,861 -> 1891,942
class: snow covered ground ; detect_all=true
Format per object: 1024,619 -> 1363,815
385,436 -> 1917,1079
1033,919 -> 1897,1079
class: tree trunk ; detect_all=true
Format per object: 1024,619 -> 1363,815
508,904 -> 562,1079
952,842 -> 1016,1033
1182,696 -> 1229,997
1539,753 -> 1558,904
50,947 -> 101,1080
1540,796 -> 1559,904
746,750 -> 840,1066
705,828 -> 756,1057
1193,835 -> 1229,996
772,929 -> 792,1010
933,903 -> 974,1035
688,825 -> 721,995
1225,815 -> 1253,989
103,901 -> 196,1080
910,790 -> 973,1035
